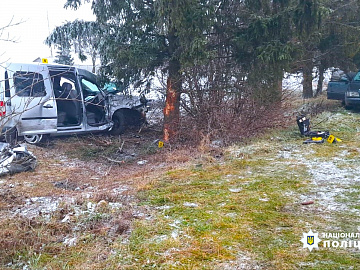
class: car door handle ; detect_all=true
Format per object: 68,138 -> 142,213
43,104 -> 53,109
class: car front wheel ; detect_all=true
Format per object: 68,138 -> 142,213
110,111 -> 126,135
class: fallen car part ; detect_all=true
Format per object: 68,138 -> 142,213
0,142 -> 37,176
303,138 -> 325,144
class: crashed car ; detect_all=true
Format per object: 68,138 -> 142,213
0,62 -> 148,144
345,70 -> 360,108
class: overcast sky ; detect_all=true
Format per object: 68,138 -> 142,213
0,0 -> 95,63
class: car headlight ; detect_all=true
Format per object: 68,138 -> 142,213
346,91 -> 360,97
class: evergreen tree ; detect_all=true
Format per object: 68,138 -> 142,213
46,20 -> 100,72
225,0 -> 321,98
64,0 -> 213,142
54,44 -> 74,66
287,0 -> 360,98
60,0 -> 325,140
314,0 -> 360,96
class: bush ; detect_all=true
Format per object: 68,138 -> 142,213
176,61 -> 292,145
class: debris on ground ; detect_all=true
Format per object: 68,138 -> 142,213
0,143 -> 37,176
137,160 -> 148,165
301,200 -> 314,205
296,115 -> 341,144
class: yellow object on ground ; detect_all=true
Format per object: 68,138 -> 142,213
327,135 -> 335,143
327,135 -> 342,144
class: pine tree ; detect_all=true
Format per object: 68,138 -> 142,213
54,45 -> 74,66
63,0 -> 213,142
46,20 -> 100,72
60,0 -> 327,139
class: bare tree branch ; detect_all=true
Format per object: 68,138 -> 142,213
0,17 -> 25,43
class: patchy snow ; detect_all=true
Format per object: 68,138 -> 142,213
183,202 -> 199,208
280,145 -> 360,214
61,214 -> 72,223
168,219 -> 182,229
153,234 -> 168,242
300,158 -> 360,213
217,251 -> 262,270
63,236 -> 78,247
11,192 -> 130,221
112,186 -> 129,194
229,188 -> 242,193
155,205 -> 173,210
12,197 -> 73,220
225,213 -> 237,218
171,230 -> 179,239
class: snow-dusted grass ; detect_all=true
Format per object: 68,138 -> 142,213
114,106 -> 360,269
2,101 -> 360,269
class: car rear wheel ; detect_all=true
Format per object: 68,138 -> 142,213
23,134 -> 48,145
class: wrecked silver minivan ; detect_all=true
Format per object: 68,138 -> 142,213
0,63 -> 148,144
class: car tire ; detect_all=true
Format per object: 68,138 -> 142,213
110,110 -> 127,135
344,100 -> 353,110
23,134 -> 49,145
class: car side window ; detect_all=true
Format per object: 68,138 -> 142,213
13,71 -> 46,97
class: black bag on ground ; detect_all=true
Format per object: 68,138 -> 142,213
296,115 -> 311,135
296,115 -> 330,138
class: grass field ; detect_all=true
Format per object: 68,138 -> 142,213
1,101 -> 360,269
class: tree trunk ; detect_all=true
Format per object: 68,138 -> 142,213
302,67 -> 313,99
163,31 -> 181,142
315,64 -> 325,97
91,51 -> 97,73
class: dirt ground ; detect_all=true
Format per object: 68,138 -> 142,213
0,124 -> 200,266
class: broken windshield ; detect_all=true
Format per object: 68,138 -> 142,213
81,78 -> 104,103
81,78 -> 100,95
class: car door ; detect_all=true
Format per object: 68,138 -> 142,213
6,63 -> 57,135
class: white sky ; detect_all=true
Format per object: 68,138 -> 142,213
0,0 -> 95,63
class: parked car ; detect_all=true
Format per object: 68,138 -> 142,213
327,70 -> 355,101
0,62 -> 148,144
345,70 -> 360,108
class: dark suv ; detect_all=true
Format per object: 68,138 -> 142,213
345,71 -> 360,108
327,70 -> 355,101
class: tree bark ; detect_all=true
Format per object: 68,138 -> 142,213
92,52 -> 96,73
315,63 -> 325,97
163,31 -> 181,142
302,67 -> 313,99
